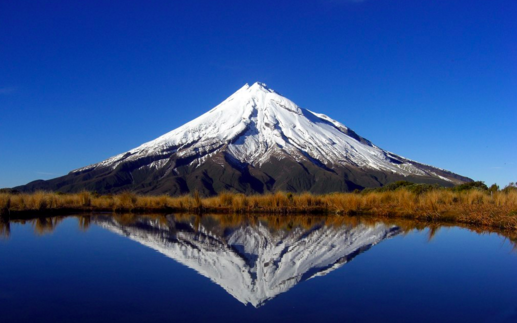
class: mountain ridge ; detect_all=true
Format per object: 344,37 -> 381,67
15,82 -> 472,195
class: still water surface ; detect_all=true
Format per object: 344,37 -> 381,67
0,214 -> 516,323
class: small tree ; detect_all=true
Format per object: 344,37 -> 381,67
488,184 -> 499,193
502,182 -> 517,193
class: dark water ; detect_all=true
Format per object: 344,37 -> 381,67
0,214 -> 516,323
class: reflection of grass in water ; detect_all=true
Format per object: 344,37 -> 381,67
78,216 -> 91,231
0,219 -> 9,238
364,215 -> 517,250
6,213 -> 515,249
31,217 -> 65,236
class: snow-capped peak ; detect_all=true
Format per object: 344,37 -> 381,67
249,81 -> 275,92
71,83 -> 456,182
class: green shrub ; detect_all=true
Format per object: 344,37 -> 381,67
452,181 -> 488,192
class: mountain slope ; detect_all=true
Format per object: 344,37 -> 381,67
16,82 -> 471,195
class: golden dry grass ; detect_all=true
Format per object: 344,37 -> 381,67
1,189 -> 516,230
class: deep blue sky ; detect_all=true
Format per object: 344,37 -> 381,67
1,0 -> 516,188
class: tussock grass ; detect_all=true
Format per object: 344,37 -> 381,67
1,189 -> 516,230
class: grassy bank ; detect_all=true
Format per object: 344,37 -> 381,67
1,187 -> 516,230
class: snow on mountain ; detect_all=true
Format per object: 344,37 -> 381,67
94,215 -> 400,307
17,82 -> 470,195
73,82 -> 443,178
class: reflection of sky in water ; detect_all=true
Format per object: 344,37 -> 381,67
0,215 -> 516,323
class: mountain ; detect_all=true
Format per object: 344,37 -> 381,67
93,214 -> 400,307
16,82 -> 471,195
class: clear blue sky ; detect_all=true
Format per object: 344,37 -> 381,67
1,0 -> 516,188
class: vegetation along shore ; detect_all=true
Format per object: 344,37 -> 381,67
1,181 -> 516,230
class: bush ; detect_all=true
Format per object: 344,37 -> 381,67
489,184 -> 499,193
502,182 -> 517,194
452,181 -> 488,192
360,181 -> 440,195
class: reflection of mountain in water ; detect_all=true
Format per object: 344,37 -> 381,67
94,215 -> 400,307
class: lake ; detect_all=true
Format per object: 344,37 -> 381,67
0,214 -> 516,323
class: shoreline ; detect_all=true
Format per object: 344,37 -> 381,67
1,189 -> 516,231
2,211 -> 516,248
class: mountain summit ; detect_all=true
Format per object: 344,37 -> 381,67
17,82 -> 471,195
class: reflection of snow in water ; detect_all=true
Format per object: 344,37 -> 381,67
95,215 -> 399,307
